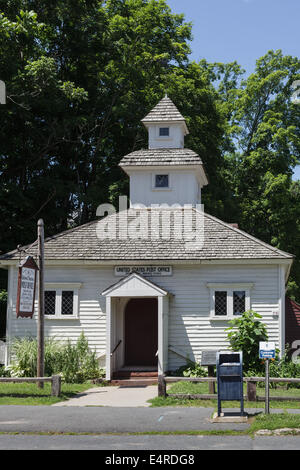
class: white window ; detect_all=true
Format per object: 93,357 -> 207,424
207,283 -> 253,319
44,283 -> 81,319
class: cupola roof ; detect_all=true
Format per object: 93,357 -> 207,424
142,94 -> 186,123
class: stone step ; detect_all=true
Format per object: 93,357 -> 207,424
112,370 -> 158,379
110,378 -> 158,387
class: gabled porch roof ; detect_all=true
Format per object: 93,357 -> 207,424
101,272 -> 170,297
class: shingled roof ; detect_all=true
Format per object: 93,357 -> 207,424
0,209 -> 293,262
141,95 -> 186,123
119,148 -> 204,167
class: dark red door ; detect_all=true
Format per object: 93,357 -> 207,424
124,298 -> 158,366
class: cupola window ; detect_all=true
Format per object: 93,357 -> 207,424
155,174 -> 169,188
159,127 -> 169,137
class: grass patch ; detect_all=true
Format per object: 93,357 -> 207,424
0,382 -> 96,405
148,381 -> 300,409
249,413 -> 300,433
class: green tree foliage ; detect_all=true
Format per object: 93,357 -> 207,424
0,0 -> 201,249
0,2 -> 300,301
207,51 -> 300,300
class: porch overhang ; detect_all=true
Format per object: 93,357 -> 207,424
101,272 -> 170,297
102,272 -> 171,381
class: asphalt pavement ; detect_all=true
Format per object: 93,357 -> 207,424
0,434 -> 299,450
0,405 -> 250,433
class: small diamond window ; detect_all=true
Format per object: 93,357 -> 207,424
215,291 -> 227,316
233,291 -> 245,315
61,291 -> 74,315
45,291 -> 56,315
155,174 -> 169,188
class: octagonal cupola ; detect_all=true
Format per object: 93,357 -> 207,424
141,94 -> 189,149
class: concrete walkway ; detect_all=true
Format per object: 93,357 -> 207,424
53,385 -> 158,407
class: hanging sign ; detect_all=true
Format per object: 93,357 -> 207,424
16,256 -> 38,318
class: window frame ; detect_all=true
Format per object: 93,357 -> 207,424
207,283 -> 253,320
157,126 -> 170,139
44,283 -> 82,320
152,172 -> 171,191
159,127 -> 170,137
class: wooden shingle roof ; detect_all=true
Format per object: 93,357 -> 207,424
141,96 -> 185,123
119,148 -> 204,167
0,209 -> 294,262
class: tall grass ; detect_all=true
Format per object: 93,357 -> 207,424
6,332 -> 104,383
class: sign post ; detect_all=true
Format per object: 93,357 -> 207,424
201,350 -> 219,394
37,219 -> 45,387
259,342 -> 275,415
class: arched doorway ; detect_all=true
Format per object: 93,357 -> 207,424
124,298 -> 158,367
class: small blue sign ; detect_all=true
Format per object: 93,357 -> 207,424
259,342 -> 275,359
259,350 -> 275,359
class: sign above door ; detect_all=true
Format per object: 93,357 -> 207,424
114,266 -> 172,277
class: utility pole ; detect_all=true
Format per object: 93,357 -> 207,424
37,219 -> 44,387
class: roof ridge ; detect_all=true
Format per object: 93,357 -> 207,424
202,210 -> 294,259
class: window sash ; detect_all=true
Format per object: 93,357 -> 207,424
155,174 -> 169,188
159,127 -> 169,136
210,287 -> 250,318
44,288 -> 78,318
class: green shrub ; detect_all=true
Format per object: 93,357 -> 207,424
268,346 -> 300,389
7,333 -> 104,383
59,333 -> 102,383
226,310 -> 268,373
173,360 -> 207,378
0,365 -> 10,377
0,290 -> 7,303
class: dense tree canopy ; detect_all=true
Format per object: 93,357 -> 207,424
0,1 -> 300,299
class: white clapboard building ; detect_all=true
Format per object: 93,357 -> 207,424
0,96 -> 294,380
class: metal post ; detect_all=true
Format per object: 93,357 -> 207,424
265,359 -> 270,414
37,219 -> 44,387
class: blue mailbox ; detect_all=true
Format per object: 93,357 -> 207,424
216,351 -> 244,416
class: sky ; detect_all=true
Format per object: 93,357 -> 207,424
166,0 -> 300,179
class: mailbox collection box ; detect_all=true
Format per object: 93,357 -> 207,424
216,351 -> 244,417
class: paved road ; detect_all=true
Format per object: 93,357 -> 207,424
0,434 -> 300,450
0,406 -> 299,450
0,405 -> 250,433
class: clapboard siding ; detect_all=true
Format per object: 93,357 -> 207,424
8,266 -> 114,364
7,263 -> 282,371
148,263 -> 280,370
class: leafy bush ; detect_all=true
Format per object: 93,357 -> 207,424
0,365 -> 11,377
226,310 -> 268,373
0,290 -> 7,303
59,333 -> 103,383
173,360 -> 207,378
268,346 -> 300,389
7,332 -> 104,383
